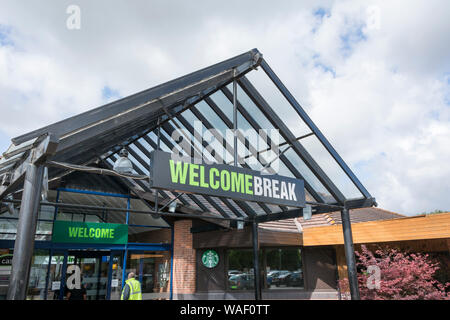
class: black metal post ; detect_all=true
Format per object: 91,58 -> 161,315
252,219 -> 262,300
341,206 -> 360,300
7,162 -> 44,300
155,117 -> 161,213
233,69 -> 238,167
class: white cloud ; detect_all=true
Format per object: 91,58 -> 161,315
0,0 -> 448,215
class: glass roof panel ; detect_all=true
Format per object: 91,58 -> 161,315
284,148 -> 335,203
193,101 -> 234,163
300,135 -> 362,199
147,132 -> 172,153
229,83 -> 287,144
170,117 -> 206,161
209,90 -> 234,121
245,70 -> 311,138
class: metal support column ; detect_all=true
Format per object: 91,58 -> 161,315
233,68 -> 238,166
341,206 -> 360,300
154,118 -> 161,213
122,197 -> 131,289
7,162 -> 45,300
169,226 -> 174,300
252,219 -> 262,300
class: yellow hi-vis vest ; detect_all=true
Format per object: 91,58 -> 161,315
121,278 -> 142,300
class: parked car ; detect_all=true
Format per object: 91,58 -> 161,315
228,273 -> 254,290
285,271 -> 304,287
266,270 -> 280,286
272,270 -> 291,287
228,270 -> 243,277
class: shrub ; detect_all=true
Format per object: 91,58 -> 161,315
338,245 -> 449,300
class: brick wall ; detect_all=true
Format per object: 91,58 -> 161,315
172,219 -> 196,295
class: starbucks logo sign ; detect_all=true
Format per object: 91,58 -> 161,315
201,249 -> 219,268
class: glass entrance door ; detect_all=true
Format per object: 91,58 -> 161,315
124,250 -> 171,300
65,251 -> 110,300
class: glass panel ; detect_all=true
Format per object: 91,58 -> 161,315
26,249 -> 50,300
227,249 -> 254,290
56,192 -> 129,224
284,148 -> 335,203
301,135 -> 362,199
162,125 -> 190,159
67,253 -> 109,300
265,248 -> 304,289
128,152 -> 149,175
210,90 -> 234,120
39,205 -> 54,220
245,70 -> 311,138
47,253 -> 65,300
0,218 -> 16,240
136,136 -> 153,152
129,143 -> 150,165
170,117 -> 207,162
125,251 -> 171,300
232,83 -> 287,144
36,221 -> 52,241
148,132 -> 172,153
191,102 -> 234,164
55,208 -> 123,224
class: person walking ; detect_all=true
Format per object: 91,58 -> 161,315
120,272 -> 142,300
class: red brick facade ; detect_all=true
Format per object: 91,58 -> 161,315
172,219 -> 196,295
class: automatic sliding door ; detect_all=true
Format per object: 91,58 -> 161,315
125,251 -> 171,300
68,252 -> 109,300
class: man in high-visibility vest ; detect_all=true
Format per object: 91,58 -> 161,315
121,272 -> 142,300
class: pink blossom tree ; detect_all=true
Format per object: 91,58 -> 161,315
339,245 -> 449,300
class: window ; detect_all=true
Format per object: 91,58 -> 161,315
226,247 -> 304,291
265,248 -> 304,289
227,249 -> 255,291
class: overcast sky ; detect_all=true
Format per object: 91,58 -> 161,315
0,0 -> 449,215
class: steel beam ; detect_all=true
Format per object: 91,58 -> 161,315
252,219 -> 262,300
341,207 -> 360,300
0,134 -> 58,201
7,163 -> 45,300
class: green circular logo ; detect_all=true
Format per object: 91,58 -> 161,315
201,249 -> 219,268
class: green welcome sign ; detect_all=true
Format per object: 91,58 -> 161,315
149,151 -> 305,208
52,221 -> 128,245
202,249 -> 219,268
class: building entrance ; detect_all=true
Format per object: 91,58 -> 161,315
63,250 -> 112,300
11,245 -> 171,300
43,249 -> 122,300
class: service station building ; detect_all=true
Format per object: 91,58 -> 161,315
0,49 -> 379,300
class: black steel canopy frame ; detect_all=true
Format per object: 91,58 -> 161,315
0,49 -> 372,300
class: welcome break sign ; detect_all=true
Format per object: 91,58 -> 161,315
149,151 -> 305,208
